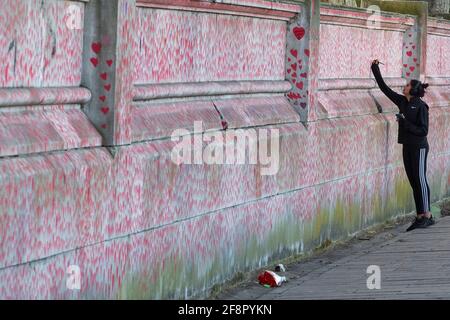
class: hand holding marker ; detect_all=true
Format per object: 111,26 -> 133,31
374,59 -> 407,122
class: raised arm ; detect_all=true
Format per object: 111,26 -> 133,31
371,61 -> 406,110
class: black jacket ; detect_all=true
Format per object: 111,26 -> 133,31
371,64 -> 429,147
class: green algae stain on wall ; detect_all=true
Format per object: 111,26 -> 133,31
385,178 -> 415,220
115,169 -> 445,299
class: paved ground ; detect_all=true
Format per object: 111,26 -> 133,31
217,206 -> 450,300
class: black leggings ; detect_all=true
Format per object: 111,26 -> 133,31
402,144 -> 431,214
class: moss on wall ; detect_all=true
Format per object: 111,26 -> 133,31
111,167 -> 449,300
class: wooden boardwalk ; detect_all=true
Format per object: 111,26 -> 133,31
218,215 -> 450,300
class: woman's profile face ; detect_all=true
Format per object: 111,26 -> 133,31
403,81 -> 412,95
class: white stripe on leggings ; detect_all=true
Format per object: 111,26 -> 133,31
419,148 -> 429,212
423,149 -> 429,211
424,149 -> 429,211
419,149 -> 426,212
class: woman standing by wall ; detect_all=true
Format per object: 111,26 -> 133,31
371,59 -> 435,231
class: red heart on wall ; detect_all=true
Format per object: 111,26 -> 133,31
300,102 -> 307,108
409,66 -> 415,72
287,69 -> 291,74
90,58 -> 99,67
403,64 -> 407,67
100,73 -> 108,80
406,72 -> 410,76
101,107 -> 110,115
412,45 -> 416,49
92,42 -> 102,54
304,49 -> 310,57
292,73 -> 297,78
288,92 -> 301,100
290,49 -> 298,58
296,82 -> 304,90
99,96 -> 106,102
406,51 -> 412,57
104,84 -> 111,91
413,58 -> 417,62
293,27 -> 305,40
221,121 -> 228,130
300,73 -> 307,78
107,59 -> 113,67
291,63 -> 297,70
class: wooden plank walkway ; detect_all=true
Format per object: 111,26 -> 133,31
218,215 -> 450,300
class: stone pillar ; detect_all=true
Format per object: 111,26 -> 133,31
81,0 -> 136,146
285,0 -> 320,123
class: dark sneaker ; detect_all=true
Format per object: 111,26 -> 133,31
406,216 -> 435,232
427,215 -> 436,226
406,217 -> 425,231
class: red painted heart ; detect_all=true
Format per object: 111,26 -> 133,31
409,66 -> 415,72
290,49 -> 298,58
104,84 -> 111,91
413,58 -> 417,62
221,121 -> 228,130
100,73 -> 108,80
296,82 -> 304,90
107,59 -> 113,67
288,58 -> 291,62
300,72 -> 307,78
293,27 -> 305,40
291,63 -> 297,70
287,69 -> 291,74
292,73 -> 297,78
90,57 -> 99,67
406,72 -> 410,76
99,96 -> 106,102
101,107 -> 110,115
304,49 -> 310,57
300,102 -> 307,108
92,42 -> 102,54
287,92 -> 301,100
403,64 -> 407,68
406,51 -> 412,57
412,45 -> 416,49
